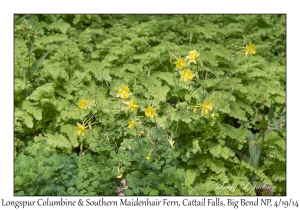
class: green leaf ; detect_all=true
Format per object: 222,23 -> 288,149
67,187 -> 76,194
15,191 -> 25,196
30,45 -> 56,80
91,181 -> 99,188
27,83 -> 54,102
278,106 -> 285,116
23,67 -> 27,84
15,176 -> 23,186
22,101 -> 42,120
87,186 -> 95,192
49,18 -> 70,35
256,115 -> 268,130
23,111 -> 33,128
185,169 -> 197,186
268,104 -> 274,120
60,124 -> 79,147
37,133 -> 72,151
52,156 -> 62,167
38,166 -> 45,174
249,143 -> 260,169
27,35 -> 35,54
148,85 -> 170,103
44,158 -> 54,166
164,167 -> 176,175
42,167 -> 53,180
246,133 -> 256,144
29,173 -> 38,182
180,187 -> 189,195
149,189 -> 159,196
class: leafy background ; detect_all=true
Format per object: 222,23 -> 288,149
14,14 -> 286,196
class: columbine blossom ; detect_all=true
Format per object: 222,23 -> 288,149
201,100 -> 213,114
145,106 -> 157,118
186,49 -> 199,64
244,44 -> 256,55
117,86 -> 131,99
174,58 -> 186,70
180,69 -> 194,82
168,138 -> 175,149
117,166 -> 122,178
239,43 -> 256,56
78,99 -> 88,109
76,122 -> 87,136
122,100 -> 139,111
128,120 -> 135,129
193,99 -> 214,115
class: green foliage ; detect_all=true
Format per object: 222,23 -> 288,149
14,14 -> 285,196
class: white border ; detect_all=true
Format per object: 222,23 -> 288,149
1,1 -> 299,209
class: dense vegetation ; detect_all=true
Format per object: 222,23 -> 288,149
14,14 -> 286,196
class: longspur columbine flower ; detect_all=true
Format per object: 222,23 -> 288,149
174,57 -> 186,70
128,120 -> 135,129
145,106 -> 157,118
186,49 -> 199,64
168,138 -> 175,149
122,100 -> 139,111
117,166 -> 122,178
76,122 -> 87,136
117,86 -> 131,99
238,43 -> 256,56
146,154 -> 151,160
78,98 -> 88,109
180,69 -> 194,82
146,148 -> 154,160
75,114 -> 99,137
193,99 -> 213,115
244,43 -> 256,55
200,100 -> 213,114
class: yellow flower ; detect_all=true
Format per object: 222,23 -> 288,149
76,122 -> 86,136
193,107 -> 197,114
118,86 -> 131,99
168,138 -> 175,149
78,99 -> 88,109
122,100 -> 139,111
146,154 -> 151,160
129,100 -> 139,110
180,69 -> 194,82
174,58 -> 186,70
145,106 -> 157,118
244,44 -> 256,55
128,120 -> 135,129
200,100 -> 213,114
210,113 -> 215,118
139,131 -> 145,135
117,167 -> 122,178
186,49 -> 199,64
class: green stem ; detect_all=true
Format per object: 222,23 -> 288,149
135,126 -> 140,150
